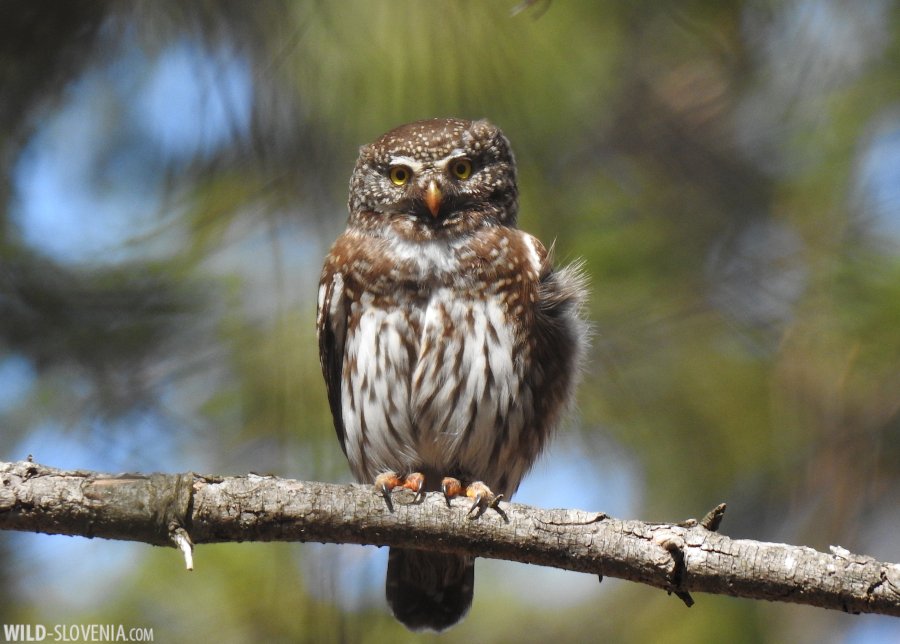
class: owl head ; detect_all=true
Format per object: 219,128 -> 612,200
348,118 -> 518,240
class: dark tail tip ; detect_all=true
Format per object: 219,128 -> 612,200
385,548 -> 474,632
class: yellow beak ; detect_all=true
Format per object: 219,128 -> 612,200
424,180 -> 442,218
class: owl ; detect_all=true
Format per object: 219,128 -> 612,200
317,118 -> 588,631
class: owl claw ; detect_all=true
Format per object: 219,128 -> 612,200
465,482 -> 503,518
374,471 -> 427,511
441,477 -> 464,506
402,472 -> 426,503
441,479 -> 503,518
374,471 -> 402,512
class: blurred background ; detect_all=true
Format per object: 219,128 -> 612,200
1,1 -> 899,642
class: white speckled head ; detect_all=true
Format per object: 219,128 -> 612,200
348,118 -> 518,235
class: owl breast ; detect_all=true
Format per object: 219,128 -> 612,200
342,283 -> 531,496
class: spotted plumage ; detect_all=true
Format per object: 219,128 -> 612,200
317,118 -> 588,631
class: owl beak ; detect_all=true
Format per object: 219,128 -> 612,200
424,180 -> 442,218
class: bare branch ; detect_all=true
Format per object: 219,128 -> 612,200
2,460 -> 899,617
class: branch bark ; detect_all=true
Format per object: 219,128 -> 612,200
2,460 -> 899,617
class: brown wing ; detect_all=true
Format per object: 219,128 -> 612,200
528,238 -> 590,454
316,261 -> 349,456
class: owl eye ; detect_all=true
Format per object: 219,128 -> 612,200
389,165 -> 411,186
450,159 -> 473,180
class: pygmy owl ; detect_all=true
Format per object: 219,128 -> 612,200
317,118 -> 588,631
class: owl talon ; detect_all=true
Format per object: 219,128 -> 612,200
402,472 -> 426,503
374,471 -> 402,512
441,477 -> 464,506
379,487 -> 394,512
466,498 -> 482,516
465,481 -> 500,518
373,471 -> 427,510
442,478 -> 503,516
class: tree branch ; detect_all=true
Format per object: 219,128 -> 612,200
2,460 -> 899,617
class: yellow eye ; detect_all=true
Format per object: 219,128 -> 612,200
451,159 -> 472,180
389,166 -> 411,186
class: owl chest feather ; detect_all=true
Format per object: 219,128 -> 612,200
339,235 -> 533,490
345,290 -> 526,485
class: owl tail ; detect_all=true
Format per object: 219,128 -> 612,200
386,548 -> 474,632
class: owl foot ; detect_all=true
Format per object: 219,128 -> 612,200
374,471 -> 426,512
464,481 -> 504,518
441,477 -> 464,506
441,478 -> 504,518
403,472 -> 426,503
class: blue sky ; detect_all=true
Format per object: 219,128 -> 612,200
12,40 -> 252,266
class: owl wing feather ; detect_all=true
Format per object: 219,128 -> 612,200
317,259 -> 349,456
